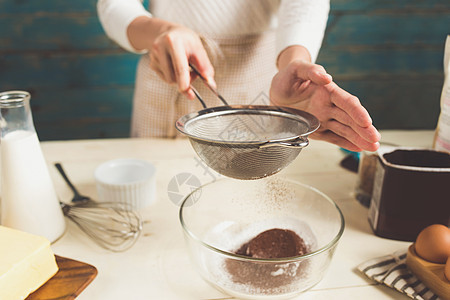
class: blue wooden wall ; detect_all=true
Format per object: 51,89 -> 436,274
0,0 -> 449,141
0,0 -> 141,140
319,0 -> 449,131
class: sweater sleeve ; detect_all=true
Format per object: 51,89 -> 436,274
97,0 -> 152,53
276,0 -> 330,63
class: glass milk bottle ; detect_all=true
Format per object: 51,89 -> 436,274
0,91 -> 65,242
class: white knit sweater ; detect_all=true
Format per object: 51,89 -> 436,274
97,0 -> 329,62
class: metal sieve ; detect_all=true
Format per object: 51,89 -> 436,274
176,105 -> 319,180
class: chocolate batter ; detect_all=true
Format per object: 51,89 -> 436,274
244,228 -> 309,258
225,228 -> 311,291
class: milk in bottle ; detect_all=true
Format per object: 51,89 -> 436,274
0,91 -> 65,242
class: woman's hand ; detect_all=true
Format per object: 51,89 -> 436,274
270,59 -> 380,152
128,17 -> 215,99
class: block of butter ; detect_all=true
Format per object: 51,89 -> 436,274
0,226 -> 59,300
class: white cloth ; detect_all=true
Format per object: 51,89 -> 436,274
130,31 -> 279,138
97,0 -> 329,62
96,0 -> 330,137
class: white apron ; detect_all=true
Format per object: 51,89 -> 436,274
130,31 -> 278,138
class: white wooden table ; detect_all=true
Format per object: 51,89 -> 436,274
45,130 -> 435,299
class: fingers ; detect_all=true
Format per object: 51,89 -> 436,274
189,53 -> 216,88
326,83 -> 381,145
274,59 -> 381,151
330,106 -> 381,144
184,89 -> 196,100
312,128 -> 380,152
328,83 -> 374,128
167,37 -> 191,94
294,61 -> 332,85
324,120 -> 380,151
311,130 -> 363,152
150,42 -> 178,85
149,27 -> 215,99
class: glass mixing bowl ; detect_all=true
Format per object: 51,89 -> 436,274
179,177 -> 345,299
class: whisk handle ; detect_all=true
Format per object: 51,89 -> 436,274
54,163 -> 83,197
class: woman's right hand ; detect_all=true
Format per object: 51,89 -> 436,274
128,17 -> 215,99
149,26 -> 215,99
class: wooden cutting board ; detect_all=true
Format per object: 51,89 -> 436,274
27,255 -> 97,300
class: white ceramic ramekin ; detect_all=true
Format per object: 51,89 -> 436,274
94,158 -> 156,209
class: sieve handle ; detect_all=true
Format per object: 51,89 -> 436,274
190,85 -> 207,108
189,63 -> 229,106
259,136 -> 309,149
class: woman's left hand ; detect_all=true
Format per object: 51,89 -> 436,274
270,59 -> 380,152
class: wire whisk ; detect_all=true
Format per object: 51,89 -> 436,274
55,163 -> 142,252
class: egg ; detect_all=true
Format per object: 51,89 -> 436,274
446,257 -> 450,282
415,224 -> 450,264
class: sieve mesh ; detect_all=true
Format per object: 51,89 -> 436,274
176,106 -> 319,180
184,111 -> 309,142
